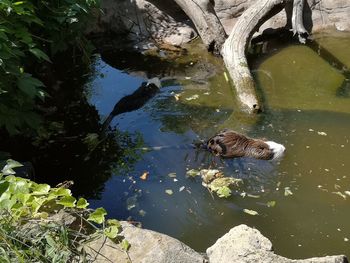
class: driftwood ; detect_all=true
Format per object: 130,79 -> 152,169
173,0 -> 310,113
173,0 -> 227,54
221,0 -> 288,112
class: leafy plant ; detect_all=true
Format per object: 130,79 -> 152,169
0,159 -> 124,262
0,0 -> 99,134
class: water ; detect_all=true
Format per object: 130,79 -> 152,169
4,31 -> 347,258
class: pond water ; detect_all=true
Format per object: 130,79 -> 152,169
38,31 -> 350,258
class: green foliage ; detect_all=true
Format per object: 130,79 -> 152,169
0,0 -> 99,134
0,159 -> 125,262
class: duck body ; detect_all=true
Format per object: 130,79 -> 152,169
206,129 -> 285,160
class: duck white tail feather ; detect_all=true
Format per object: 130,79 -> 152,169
265,141 -> 286,160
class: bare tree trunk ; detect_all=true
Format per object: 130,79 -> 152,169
173,0 -> 227,54
221,0 -> 289,113
291,0 -> 308,43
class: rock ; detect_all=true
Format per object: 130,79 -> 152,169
83,221 -> 205,263
207,224 -> 347,263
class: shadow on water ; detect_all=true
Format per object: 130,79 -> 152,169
0,52 -> 144,198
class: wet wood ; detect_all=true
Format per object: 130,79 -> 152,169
291,0 -> 309,43
173,0 -> 227,54
221,0 -> 288,113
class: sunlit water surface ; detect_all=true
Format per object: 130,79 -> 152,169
87,31 -> 350,258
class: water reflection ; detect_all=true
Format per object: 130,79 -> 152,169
87,31 -> 350,259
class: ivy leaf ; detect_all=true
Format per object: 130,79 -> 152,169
32,184 -> 50,195
186,169 -> 200,177
104,225 -> 120,239
87,207 -> 107,224
121,239 -> 130,251
2,159 -> 23,175
0,181 -> 10,197
56,196 -> 76,208
107,219 -> 121,227
29,48 -> 52,63
216,186 -> 232,198
76,197 -> 89,209
17,74 -> 45,99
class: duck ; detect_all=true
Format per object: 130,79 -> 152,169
206,129 -> 285,160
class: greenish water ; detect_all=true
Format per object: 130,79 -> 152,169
87,32 -> 350,258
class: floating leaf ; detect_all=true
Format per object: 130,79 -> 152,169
139,209 -> 146,217
185,94 -> 199,101
140,172 -> 149,180
216,186 -> 231,198
76,198 -> 89,209
284,187 -> 293,196
126,195 -> 138,210
267,201 -> 276,207
317,131 -> 327,136
332,191 -> 346,199
243,209 -> 259,216
200,169 -> 222,183
168,172 -> 176,178
165,189 -> 173,195
186,169 -> 200,177
88,208 -> 107,224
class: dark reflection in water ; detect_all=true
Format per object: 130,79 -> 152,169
2,30 -> 350,259
88,31 -> 350,259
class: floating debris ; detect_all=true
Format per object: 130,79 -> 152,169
224,72 -> 229,82
332,191 -> 346,199
207,177 -> 242,198
140,171 -> 149,180
345,191 -> 350,197
174,94 -> 181,101
165,189 -> 173,195
126,195 -> 138,210
185,94 -> 199,101
173,178 -> 178,182
215,186 -> 231,198
267,201 -> 276,207
179,186 -> 185,192
200,169 -> 223,184
168,172 -> 177,178
317,131 -> 327,136
243,209 -> 259,216
186,169 -> 201,177
139,210 -> 146,217
284,187 -> 293,196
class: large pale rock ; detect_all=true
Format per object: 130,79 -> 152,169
216,0 -> 350,35
206,224 -> 347,263
83,221 -> 205,263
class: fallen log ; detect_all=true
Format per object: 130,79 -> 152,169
221,0 -> 289,113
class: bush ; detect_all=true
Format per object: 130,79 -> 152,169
0,0 -> 99,134
0,159 -> 125,262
